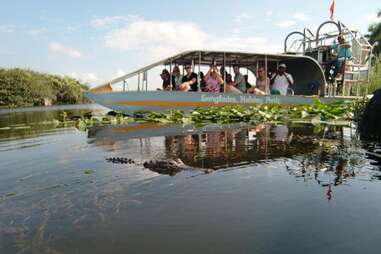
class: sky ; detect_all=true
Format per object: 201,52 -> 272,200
0,0 -> 380,88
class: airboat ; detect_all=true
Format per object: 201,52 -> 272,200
86,20 -> 373,113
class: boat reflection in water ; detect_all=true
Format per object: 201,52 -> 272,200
88,123 -> 376,191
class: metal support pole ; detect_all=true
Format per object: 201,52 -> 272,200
223,52 -> 226,93
145,71 -> 148,91
123,80 -> 126,92
303,28 -> 306,53
198,51 -> 201,92
138,73 -> 140,91
265,55 -> 268,90
169,59 -> 173,91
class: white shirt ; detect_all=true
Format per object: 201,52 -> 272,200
272,72 -> 294,95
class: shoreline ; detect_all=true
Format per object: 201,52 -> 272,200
0,103 -> 109,115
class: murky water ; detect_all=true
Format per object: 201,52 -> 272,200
1,106 -> 381,254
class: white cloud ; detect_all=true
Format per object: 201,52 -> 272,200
48,42 -> 82,58
68,72 -> 99,84
265,10 -> 273,17
0,25 -> 14,33
26,28 -> 46,36
233,13 -> 252,23
104,19 -> 281,61
277,20 -> 296,28
90,15 -> 140,28
292,13 -> 308,21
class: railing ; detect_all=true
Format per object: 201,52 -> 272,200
285,20 -> 373,97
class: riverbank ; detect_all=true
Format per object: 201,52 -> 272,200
0,68 -> 90,107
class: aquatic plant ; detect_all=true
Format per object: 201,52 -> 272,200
141,100 -> 355,126
59,99 -> 366,131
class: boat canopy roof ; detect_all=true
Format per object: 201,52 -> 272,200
93,50 -> 323,89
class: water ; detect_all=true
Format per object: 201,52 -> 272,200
1,106 -> 381,254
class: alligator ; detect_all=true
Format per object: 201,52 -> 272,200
105,157 -> 213,176
106,157 -> 135,164
143,158 -> 214,176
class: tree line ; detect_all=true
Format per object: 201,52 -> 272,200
0,68 -> 89,107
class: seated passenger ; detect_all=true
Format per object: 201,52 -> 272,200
160,69 -> 175,91
225,74 -> 243,94
270,63 -> 294,95
324,34 -> 353,81
199,71 -> 207,91
171,66 -> 183,90
180,64 -> 198,92
204,65 -> 224,93
247,67 -> 270,95
233,64 -> 247,93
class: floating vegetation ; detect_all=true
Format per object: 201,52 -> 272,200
143,100 -> 359,125
69,99 -> 365,130
83,169 -> 96,175
5,192 -> 17,197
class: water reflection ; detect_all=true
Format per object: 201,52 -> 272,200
89,123 -> 381,197
89,123 -> 373,175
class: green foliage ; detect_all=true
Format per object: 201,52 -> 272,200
73,100 -> 362,132
367,56 -> 381,94
0,68 -> 89,107
140,100 -> 355,126
366,9 -> 381,56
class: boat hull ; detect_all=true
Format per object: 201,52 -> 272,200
85,91 -> 352,113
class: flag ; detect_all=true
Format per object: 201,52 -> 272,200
330,0 -> 335,20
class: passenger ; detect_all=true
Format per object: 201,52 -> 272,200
247,67 -> 270,95
270,63 -> 294,95
324,34 -> 353,81
171,66 -> 183,90
225,74 -> 243,94
244,74 -> 252,91
220,66 -> 228,79
233,64 -> 247,93
199,71 -> 207,91
160,69 -> 175,91
204,65 -> 224,93
180,64 -> 198,92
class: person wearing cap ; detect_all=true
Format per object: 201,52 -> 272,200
324,34 -> 352,81
270,63 -> 294,96
233,64 -> 247,93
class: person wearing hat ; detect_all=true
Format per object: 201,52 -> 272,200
270,63 -> 294,95
324,34 -> 352,81
160,69 -> 175,91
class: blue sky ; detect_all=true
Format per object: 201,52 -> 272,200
0,0 -> 380,87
